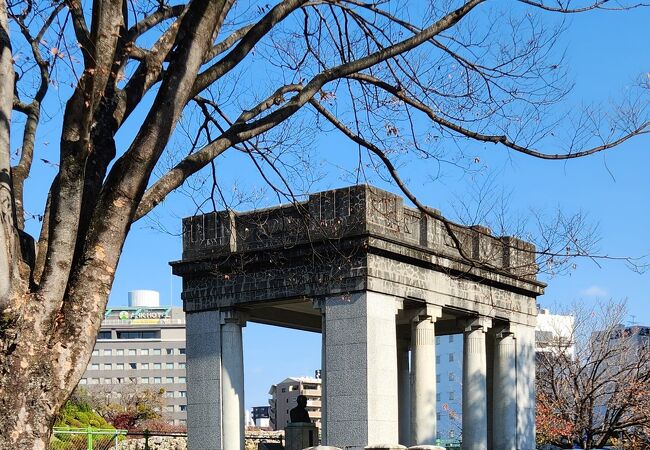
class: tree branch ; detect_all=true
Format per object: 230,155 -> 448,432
348,73 -> 650,159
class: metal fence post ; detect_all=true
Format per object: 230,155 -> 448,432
87,426 -> 93,450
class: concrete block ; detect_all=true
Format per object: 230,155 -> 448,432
186,311 -> 220,336
285,423 -> 319,450
187,425 -> 220,450
186,378 -> 220,405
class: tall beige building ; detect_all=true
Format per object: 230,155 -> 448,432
79,290 -> 188,425
269,375 -> 322,432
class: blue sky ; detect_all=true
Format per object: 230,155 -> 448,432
13,3 -> 650,410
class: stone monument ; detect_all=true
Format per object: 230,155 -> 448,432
171,185 -> 544,450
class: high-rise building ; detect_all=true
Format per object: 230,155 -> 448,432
268,374 -> 322,432
79,290 -> 188,426
536,308 -> 575,355
252,406 -> 271,428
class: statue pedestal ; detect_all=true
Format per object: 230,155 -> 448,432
285,422 -> 319,450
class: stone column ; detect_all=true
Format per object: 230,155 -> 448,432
397,338 -> 411,446
186,311 -> 222,450
322,292 -> 401,449
513,323 -> 536,450
320,304 -> 328,443
492,329 -> 516,450
462,318 -> 491,450
410,306 -> 442,446
221,310 -> 246,450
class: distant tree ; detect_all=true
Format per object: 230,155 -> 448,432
92,387 -> 165,431
536,302 -> 650,449
0,0 -> 648,448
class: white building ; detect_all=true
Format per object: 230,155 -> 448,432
79,290 -> 188,425
535,308 -> 575,355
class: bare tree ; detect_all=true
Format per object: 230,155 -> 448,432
0,0 -> 648,448
536,302 -> 650,449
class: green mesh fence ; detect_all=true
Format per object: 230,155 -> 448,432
50,427 -> 127,450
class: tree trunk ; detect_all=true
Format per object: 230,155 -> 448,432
0,291 -> 106,450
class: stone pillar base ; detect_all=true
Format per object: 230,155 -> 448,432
303,447 -> 342,450
365,445 -> 407,449
285,423 -> 319,450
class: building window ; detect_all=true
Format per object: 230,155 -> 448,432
104,363 -> 112,370
104,378 -> 112,384
90,378 -> 99,385
281,388 -> 286,393
141,363 -> 149,370
436,337 -> 440,345
435,355 -> 440,364
449,353 -> 454,362
179,348 -> 186,355
141,377 -> 149,384
449,335 -> 454,343
117,330 -> 160,339
448,372 -> 455,382
91,363 -> 99,370
117,349 -> 124,356
179,391 -> 187,398
79,378 -> 87,385
436,393 -> 440,402
449,430 -> 455,439
179,362 -> 186,369
436,373 -> 440,383
116,377 -> 123,384
436,413 -> 441,421
140,349 -> 149,356
154,363 -> 162,370
129,363 -> 137,369
166,406 -> 174,412
166,363 -> 174,369
92,349 -> 99,356
165,391 -> 174,398
179,405 -> 187,412
98,331 -> 111,340
178,377 -> 186,384
103,349 -> 112,356
449,391 -> 455,401
166,377 -> 174,384
153,349 -> 162,355
128,349 -> 136,356
116,363 -> 124,370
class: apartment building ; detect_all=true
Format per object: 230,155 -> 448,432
269,374 -> 322,432
79,290 -> 188,425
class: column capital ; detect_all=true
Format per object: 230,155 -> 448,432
461,316 -> 492,332
409,304 -> 442,323
492,324 -> 514,339
220,309 -> 248,326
